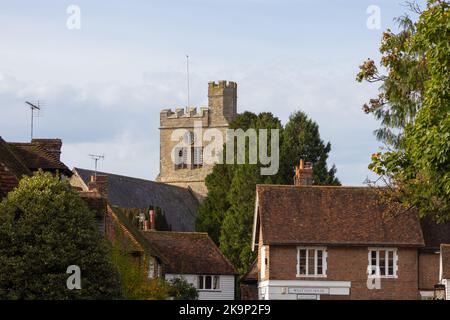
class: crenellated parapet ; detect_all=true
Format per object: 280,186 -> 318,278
160,107 -> 209,128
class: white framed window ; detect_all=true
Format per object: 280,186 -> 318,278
368,248 -> 398,278
296,247 -> 327,277
198,275 -> 220,291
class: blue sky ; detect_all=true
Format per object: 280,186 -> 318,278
0,0 -> 425,184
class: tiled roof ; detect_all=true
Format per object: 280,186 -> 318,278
256,185 -> 425,247
141,231 -> 236,275
442,244 -> 450,279
74,168 -> 199,232
7,142 -> 71,175
0,137 -> 31,197
420,217 -> 450,249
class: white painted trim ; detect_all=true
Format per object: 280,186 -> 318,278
368,247 -> 398,279
261,245 -> 266,279
259,279 -> 351,288
296,246 -> 327,277
420,291 -> 434,299
251,192 -> 259,252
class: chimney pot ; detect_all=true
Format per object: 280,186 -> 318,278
149,209 -> 155,231
88,174 -> 108,198
294,159 -> 313,186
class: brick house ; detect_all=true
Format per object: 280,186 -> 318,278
0,137 -> 72,198
250,165 -> 450,300
74,171 -> 237,300
105,203 -> 237,300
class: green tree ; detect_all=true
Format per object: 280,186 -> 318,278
167,277 -> 198,300
153,207 -> 171,231
110,240 -> 168,300
356,3 -> 428,146
279,111 -> 340,185
0,171 -> 122,299
359,0 -> 450,220
197,110 -> 339,275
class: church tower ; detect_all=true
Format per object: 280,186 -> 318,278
157,81 -> 237,200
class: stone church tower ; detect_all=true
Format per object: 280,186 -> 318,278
156,80 -> 237,200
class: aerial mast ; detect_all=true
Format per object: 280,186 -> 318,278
25,101 -> 41,140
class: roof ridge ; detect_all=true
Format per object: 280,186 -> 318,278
142,230 -> 209,236
75,167 -> 182,187
256,184 -> 372,189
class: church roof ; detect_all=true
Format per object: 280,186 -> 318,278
73,168 -> 199,232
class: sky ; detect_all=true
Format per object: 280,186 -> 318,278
0,0 -> 425,185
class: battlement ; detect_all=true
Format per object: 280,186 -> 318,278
208,80 -> 237,90
160,106 -> 209,119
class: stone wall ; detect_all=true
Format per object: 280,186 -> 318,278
157,81 -> 237,200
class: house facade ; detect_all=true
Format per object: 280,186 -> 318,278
251,176 -> 450,300
77,171 -> 237,300
141,231 -> 236,300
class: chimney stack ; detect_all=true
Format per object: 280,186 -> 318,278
294,159 -> 313,186
32,139 -> 62,160
149,209 -> 155,231
88,174 -> 108,198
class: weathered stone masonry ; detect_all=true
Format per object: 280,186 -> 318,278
157,81 -> 237,200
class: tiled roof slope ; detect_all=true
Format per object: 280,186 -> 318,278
141,231 -> 236,275
442,244 -> 450,279
0,137 -> 31,197
420,217 -> 450,249
7,142 -> 71,175
256,185 -> 425,247
74,168 -> 199,232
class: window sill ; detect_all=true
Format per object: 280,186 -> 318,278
296,274 -> 327,278
198,289 -> 222,292
368,275 -> 398,279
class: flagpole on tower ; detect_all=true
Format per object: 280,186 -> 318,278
186,54 -> 190,110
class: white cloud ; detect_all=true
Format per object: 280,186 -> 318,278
1,58 -> 382,185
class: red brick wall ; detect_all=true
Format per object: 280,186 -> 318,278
419,251 -> 440,290
267,245 -> 420,300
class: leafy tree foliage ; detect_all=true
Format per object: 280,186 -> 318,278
279,111 -> 340,185
167,277 -> 198,300
358,0 -> 450,220
356,5 -> 428,146
111,240 -> 169,300
0,171 -> 122,299
197,111 -> 339,275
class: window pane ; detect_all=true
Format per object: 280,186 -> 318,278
387,251 -> 394,275
369,251 -> 377,275
379,251 -> 386,275
205,276 -> 212,290
317,250 -> 323,275
198,276 -> 204,289
308,249 -> 315,275
213,276 -> 220,290
299,250 -> 306,275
